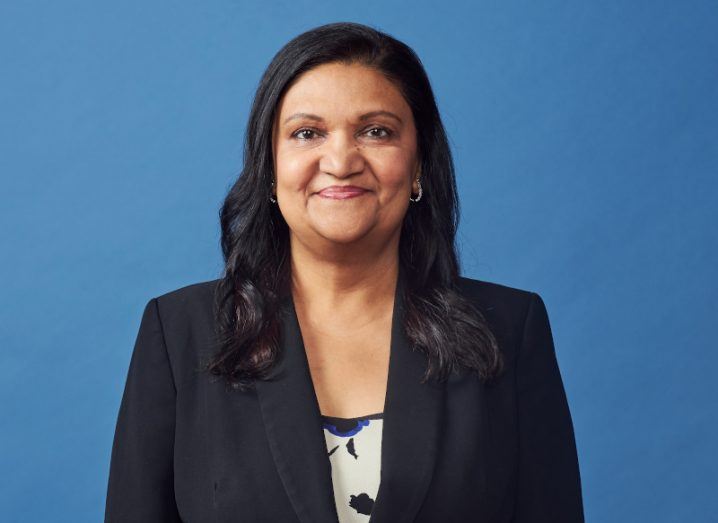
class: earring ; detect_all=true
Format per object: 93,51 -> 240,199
269,181 -> 277,204
410,179 -> 422,202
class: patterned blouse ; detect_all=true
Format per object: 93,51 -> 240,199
321,412 -> 384,522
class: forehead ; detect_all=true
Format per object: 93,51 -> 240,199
276,62 -> 410,122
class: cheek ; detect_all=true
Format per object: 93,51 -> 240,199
275,152 -> 313,189
374,153 -> 414,195
274,151 -> 313,227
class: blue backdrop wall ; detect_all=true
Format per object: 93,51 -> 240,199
1,1 -> 716,521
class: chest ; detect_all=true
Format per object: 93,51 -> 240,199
175,356 -> 517,523
298,317 -> 392,418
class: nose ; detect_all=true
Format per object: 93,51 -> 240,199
318,131 -> 365,178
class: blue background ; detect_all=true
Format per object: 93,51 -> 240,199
1,1 -> 716,521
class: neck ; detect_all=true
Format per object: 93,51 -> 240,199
288,233 -> 400,324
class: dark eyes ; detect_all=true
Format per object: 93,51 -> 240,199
292,129 -> 319,141
291,126 -> 393,141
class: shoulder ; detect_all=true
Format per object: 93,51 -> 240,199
147,279 -> 222,378
456,275 -> 541,358
148,278 -> 222,330
456,275 -> 537,321
153,278 -> 221,315
149,275 -> 539,326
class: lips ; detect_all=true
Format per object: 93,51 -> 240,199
317,186 -> 368,199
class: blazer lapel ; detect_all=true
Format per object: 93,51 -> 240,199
254,290 -> 340,523
254,266 -> 446,523
369,267 -> 446,523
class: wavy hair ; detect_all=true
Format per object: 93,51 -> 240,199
207,22 -> 503,391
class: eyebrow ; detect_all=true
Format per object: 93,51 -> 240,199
282,110 -> 403,125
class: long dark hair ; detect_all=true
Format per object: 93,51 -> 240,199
207,22 -> 503,391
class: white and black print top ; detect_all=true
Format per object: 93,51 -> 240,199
321,412 -> 384,522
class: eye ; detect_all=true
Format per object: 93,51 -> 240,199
291,128 -> 321,141
364,127 -> 393,139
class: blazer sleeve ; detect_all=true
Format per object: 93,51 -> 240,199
105,298 -> 182,523
514,292 -> 585,522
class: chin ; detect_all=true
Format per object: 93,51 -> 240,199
315,225 -> 373,245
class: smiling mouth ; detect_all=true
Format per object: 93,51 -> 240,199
317,187 -> 369,200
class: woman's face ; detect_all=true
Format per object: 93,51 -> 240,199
272,61 -> 420,255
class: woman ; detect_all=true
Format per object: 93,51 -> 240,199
105,22 -> 584,523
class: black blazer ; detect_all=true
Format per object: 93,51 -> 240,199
105,271 -> 584,522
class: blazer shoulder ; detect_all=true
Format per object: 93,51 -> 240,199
457,275 -> 536,312
149,278 -> 222,340
456,276 -> 540,355
154,278 -> 220,310
144,279 -> 222,385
